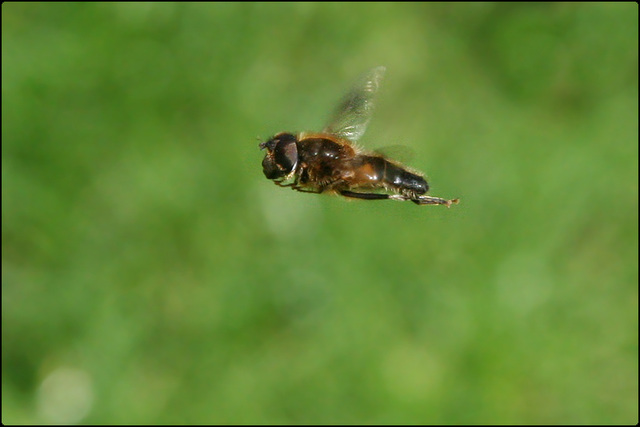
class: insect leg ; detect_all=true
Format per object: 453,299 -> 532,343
292,186 -> 323,194
382,194 -> 459,207
279,181 -> 323,194
339,190 -> 392,200
407,195 -> 460,207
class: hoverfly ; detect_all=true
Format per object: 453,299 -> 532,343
259,66 -> 459,207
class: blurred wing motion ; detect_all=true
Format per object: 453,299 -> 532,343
322,66 -> 386,143
372,145 -> 415,165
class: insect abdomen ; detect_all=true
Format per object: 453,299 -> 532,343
348,155 -> 429,195
383,159 -> 428,195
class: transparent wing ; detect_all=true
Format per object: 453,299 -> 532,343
322,66 -> 386,143
372,145 -> 415,165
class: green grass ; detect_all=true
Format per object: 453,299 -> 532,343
2,2 -> 638,424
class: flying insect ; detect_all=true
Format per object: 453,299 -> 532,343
259,66 -> 459,207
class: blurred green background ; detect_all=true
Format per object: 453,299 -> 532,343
2,2 -> 637,424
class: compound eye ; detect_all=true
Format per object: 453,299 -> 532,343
273,138 -> 298,174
